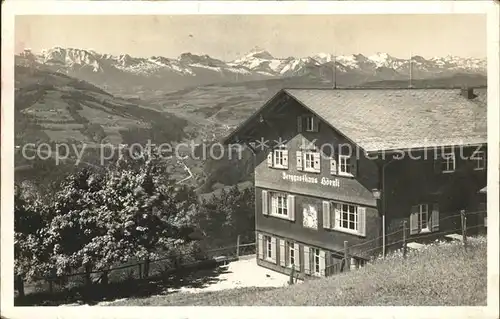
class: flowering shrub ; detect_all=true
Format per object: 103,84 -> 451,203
15,145 -> 200,287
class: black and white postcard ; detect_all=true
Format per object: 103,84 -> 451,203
1,1 -> 499,319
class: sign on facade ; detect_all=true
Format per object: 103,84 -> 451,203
282,172 -> 340,188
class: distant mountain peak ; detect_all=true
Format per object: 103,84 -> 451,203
368,52 -> 394,61
244,46 -> 274,60
15,45 -> 487,93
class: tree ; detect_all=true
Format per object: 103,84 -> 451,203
15,143 -> 202,297
100,145 -> 199,277
14,183 -> 51,297
44,168 -> 110,286
195,184 -> 255,250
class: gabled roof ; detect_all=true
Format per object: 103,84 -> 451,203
224,88 -> 487,152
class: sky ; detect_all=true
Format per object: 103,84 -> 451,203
15,14 -> 486,60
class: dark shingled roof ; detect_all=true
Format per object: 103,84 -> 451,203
224,88 -> 487,152
285,88 -> 487,152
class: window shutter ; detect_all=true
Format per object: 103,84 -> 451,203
330,156 -> 337,175
333,203 -> 341,229
431,203 -> 439,232
258,234 -> 264,259
282,150 -> 289,169
322,201 -> 331,229
313,152 -> 321,173
410,205 -> 419,235
319,250 -> 326,276
267,151 -> 273,167
262,190 -> 269,215
296,151 -> 303,171
312,117 -> 319,132
293,243 -> 300,271
350,156 -> 358,177
358,206 -> 366,236
297,116 -> 303,133
287,195 -> 296,221
270,237 -> 277,263
303,246 -> 310,274
279,239 -> 286,267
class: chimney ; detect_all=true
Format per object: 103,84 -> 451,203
461,88 -> 475,99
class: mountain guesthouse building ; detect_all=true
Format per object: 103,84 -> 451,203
223,87 -> 487,279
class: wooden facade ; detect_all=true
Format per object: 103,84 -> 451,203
224,88 -> 487,279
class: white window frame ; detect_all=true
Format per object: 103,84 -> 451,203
417,204 -> 430,233
338,154 -> 353,177
312,248 -> 321,276
269,147 -> 288,170
305,116 -> 315,132
287,241 -> 296,268
441,149 -> 456,173
271,192 -> 288,217
303,151 -> 320,173
273,149 -> 286,169
264,235 -> 273,261
337,203 -> 358,233
472,151 -> 486,170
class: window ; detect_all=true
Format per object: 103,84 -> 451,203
313,248 -> 320,275
305,116 -> 315,132
274,149 -> 285,168
323,201 -> 366,236
417,204 -> 429,232
303,151 -> 320,173
265,235 -> 273,260
304,152 -> 314,169
338,203 -> 358,231
304,246 -> 325,276
271,193 -> 288,217
441,149 -> 455,173
267,148 -> 288,169
287,241 -> 296,267
280,240 -> 299,270
338,148 -> 357,177
259,234 -> 277,263
298,115 -> 318,133
263,191 -> 295,220
410,203 -> 438,235
339,154 -> 351,175
471,151 -> 485,170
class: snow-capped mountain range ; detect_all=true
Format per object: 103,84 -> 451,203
16,46 -> 487,94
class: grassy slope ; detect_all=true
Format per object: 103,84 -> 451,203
110,237 -> 487,306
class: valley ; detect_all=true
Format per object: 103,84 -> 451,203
13,47 -> 487,195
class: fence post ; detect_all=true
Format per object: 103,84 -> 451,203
289,265 -> 295,285
402,220 -> 407,259
236,235 -> 241,258
138,263 -> 143,280
344,241 -> 350,272
461,210 -> 468,250
48,268 -> 56,293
